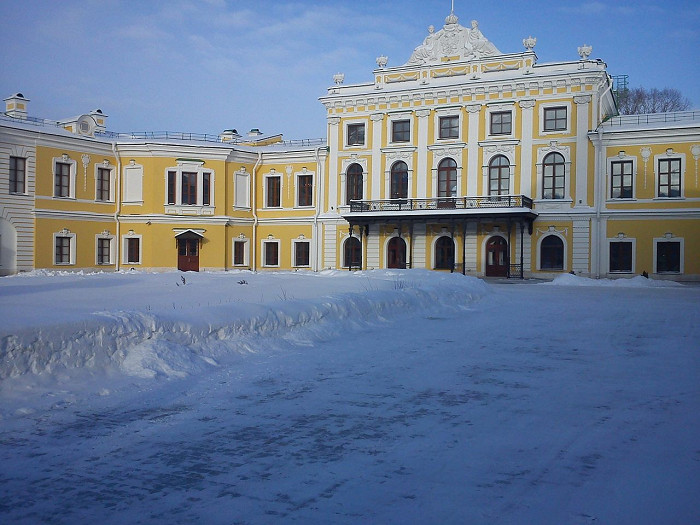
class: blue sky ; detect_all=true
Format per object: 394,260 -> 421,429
1,0 -> 698,139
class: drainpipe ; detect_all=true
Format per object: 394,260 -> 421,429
593,128 -> 604,278
251,151 -> 262,271
313,145 -> 326,272
112,142 -> 122,271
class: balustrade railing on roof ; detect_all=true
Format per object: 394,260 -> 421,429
602,110 -> 700,127
348,195 -> 533,213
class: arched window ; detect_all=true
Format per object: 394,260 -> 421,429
390,161 -> 408,200
542,152 -> 565,199
488,155 -> 510,196
540,235 -> 564,270
346,163 -> 363,204
438,158 -> 457,198
344,236 -> 362,268
435,236 -> 454,270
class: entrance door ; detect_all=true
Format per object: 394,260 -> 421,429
485,236 -> 508,277
178,238 -> 199,272
387,237 -> 407,269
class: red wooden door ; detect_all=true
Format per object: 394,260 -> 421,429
178,238 -> 199,272
485,236 -> 508,277
387,237 -> 407,269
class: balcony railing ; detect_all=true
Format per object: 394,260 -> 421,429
348,195 -> 533,213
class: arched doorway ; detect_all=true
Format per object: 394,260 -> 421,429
485,236 -> 508,277
435,236 -> 454,270
387,237 -> 407,269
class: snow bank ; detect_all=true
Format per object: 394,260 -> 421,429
0,270 -> 489,382
543,273 -> 684,288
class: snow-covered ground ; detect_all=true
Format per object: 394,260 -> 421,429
0,270 -> 698,524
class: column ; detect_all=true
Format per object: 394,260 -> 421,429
519,99 -> 536,196
466,104 -> 481,196
327,117 -> 340,211
370,113 -> 384,200
415,109 -> 431,198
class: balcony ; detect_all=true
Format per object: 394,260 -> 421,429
343,195 -> 537,224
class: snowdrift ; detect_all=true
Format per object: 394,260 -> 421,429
0,270 -> 489,382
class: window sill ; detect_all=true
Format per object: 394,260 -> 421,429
95,199 -> 115,204
53,196 -> 75,200
653,197 -> 685,201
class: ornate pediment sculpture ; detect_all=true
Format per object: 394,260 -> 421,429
407,12 -> 500,65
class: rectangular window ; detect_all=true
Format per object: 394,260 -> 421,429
55,162 -> 71,197
266,176 -> 281,207
656,241 -> 680,273
490,111 -> 512,135
55,236 -> 71,264
202,172 -> 211,206
347,123 -> 365,146
233,241 -> 245,266
439,116 -> 459,139
658,159 -> 681,198
97,238 -> 111,265
264,241 -> 279,266
96,168 -> 111,201
543,107 -> 567,131
234,172 -> 250,208
611,161 -> 633,199
9,156 -> 26,193
126,238 -> 140,264
294,241 -> 310,267
297,174 -> 313,207
392,120 -> 410,142
609,242 -> 632,273
167,171 -> 176,204
182,172 -> 197,205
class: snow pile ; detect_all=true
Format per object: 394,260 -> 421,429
0,270 -> 489,382
543,273 -> 684,287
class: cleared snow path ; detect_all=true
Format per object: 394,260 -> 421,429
0,272 -> 698,524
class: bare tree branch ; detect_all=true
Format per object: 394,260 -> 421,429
616,87 -> 692,115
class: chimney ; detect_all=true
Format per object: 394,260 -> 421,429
4,93 -> 29,119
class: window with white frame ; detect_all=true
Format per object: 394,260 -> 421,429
346,123 -> 365,146
262,240 -> 280,267
489,111 -> 512,135
296,172 -> 313,207
123,235 -> 141,265
542,152 -> 566,199
95,165 -> 114,202
543,106 -> 567,132
96,236 -> 115,265
54,230 -> 76,265
343,236 -> 362,268
233,238 -> 248,266
540,235 -> 564,270
438,115 -> 460,139
345,163 -> 364,204
165,162 -> 214,207
265,174 -> 281,208
391,119 -> 411,143
656,156 -> 683,198
609,158 -> 634,199
234,169 -> 250,209
123,161 -> 143,203
488,155 -> 510,196
293,240 -> 310,267
53,157 -> 76,198
9,156 -> 26,194
608,239 -> 634,273
654,236 -> 683,274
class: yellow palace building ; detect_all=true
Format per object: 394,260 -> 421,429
1,11 -> 699,280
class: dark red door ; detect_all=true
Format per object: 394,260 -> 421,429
387,237 -> 407,269
178,238 -> 199,272
485,236 -> 508,277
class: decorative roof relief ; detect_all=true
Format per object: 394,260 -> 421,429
406,12 -> 500,65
